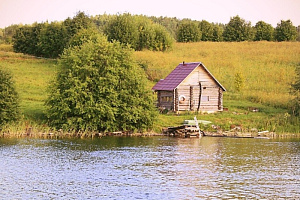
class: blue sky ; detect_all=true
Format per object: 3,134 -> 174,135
0,0 -> 299,28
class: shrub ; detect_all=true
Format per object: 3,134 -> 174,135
46,30 -> 157,132
0,69 -> 19,127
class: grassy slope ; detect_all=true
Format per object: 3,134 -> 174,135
134,42 -> 300,133
0,45 -> 57,122
1,42 -> 299,133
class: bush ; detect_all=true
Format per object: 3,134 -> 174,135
0,69 -> 19,127
46,30 -> 157,132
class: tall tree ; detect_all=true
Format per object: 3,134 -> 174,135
104,13 -> 139,50
275,20 -> 297,41
199,20 -> 214,41
46,29 -> 157,132
212,24 -> 224,41
254,21 -> 274,41
223,15 -> 254,42
177,20 -> 202,42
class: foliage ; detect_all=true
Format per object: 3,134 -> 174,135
274,20 -> 297,41
0,68 -> 19,127
212,24 -> 224,42
148,16 -> 179,40
297,26 -> 300,42
199,20 -> 214,41
254,21 -> 274,41
0,24 -> 21,44
177,20 -> 202,42
234,72 -> 245,92
12,12 -> 93,58
46,30 -> 157,132
289,65 -> 300,116
104,13 -> 173,51
2,41 -> 300,134
223,15 -> 254,42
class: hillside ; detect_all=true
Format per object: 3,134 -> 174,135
1,42 -> 300,134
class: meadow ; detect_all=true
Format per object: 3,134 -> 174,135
1,42 -> 300,135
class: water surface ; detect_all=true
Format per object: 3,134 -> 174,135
0,137 -> 299,199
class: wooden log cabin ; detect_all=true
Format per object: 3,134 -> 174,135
152,62 -> 226,113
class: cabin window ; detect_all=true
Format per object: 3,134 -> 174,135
161,96 -> 173,102
201,96 -> 209,102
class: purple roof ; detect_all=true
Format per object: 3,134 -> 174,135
152,62 -> 226,91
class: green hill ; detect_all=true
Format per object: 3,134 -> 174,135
1,42 -> 300,134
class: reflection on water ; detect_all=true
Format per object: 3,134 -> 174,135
0,137 -> 299,199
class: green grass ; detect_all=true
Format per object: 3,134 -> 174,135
0,49 -> 57,122
1,42 -> 300,135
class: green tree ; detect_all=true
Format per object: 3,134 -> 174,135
0,69 -> 19,127
212,24 -> 224,41
177,20 -> 202,42
254,21 -> 274,41
12,25 -> 34,54
38,22 -> 66,58
151,23 -> 174,51
275,20 -> 297,41
223,15 -> 254,41
289,65 -> 300,116
199,20 -> 214,41
104,13 -> 139,50
46,29 -> 157,132
297,25 -> 300,42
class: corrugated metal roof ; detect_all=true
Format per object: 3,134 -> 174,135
152,62 -> 226,91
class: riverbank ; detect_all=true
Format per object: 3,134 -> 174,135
1,128 -> 299,139
1,42 -> 300,136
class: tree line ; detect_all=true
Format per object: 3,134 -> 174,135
9,12 -> 174,58
1,14 -> 299,49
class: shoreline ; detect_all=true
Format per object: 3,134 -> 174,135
1,130 -> 299,139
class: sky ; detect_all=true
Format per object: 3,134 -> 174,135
0,0 -> 300,28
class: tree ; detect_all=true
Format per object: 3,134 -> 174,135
223,15 -> 254,41
297,25 -> 300,42
199,20 -> 214,41
46,29 -> 157,132
0,69 -> 19,127
177,20 -> 202,42
13,12 -> 93,58
212,24 -> 224,41
12,25 -> 34,54
104,13 -> 139,50
289,65 -> 300,116
275,20 -> 297,41
254,21 -> 274,41
38,22 -> 66,58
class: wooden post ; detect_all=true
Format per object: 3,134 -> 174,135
157,91 -> 161,107
190,86 -> 194,111
218,87 -> 223,111
175,88 -> 179,111
197,82 -> 202,112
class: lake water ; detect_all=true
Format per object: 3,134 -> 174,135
0,136 -> 299,199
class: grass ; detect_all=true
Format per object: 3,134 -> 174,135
0,48 -> 57,122
1,42 -> 300,135
134,41 -> 300,108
